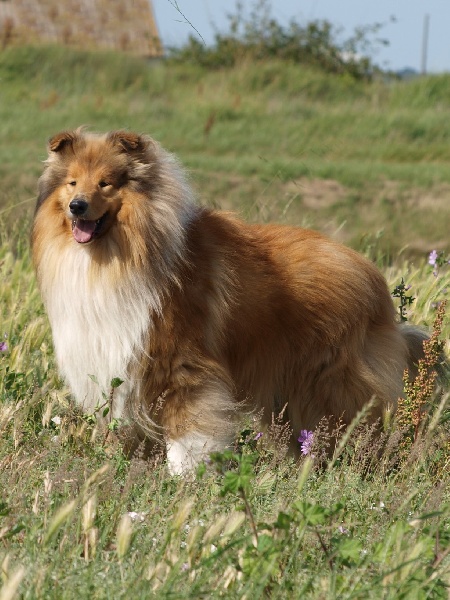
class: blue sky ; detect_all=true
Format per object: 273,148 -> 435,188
152,0 -> 450,73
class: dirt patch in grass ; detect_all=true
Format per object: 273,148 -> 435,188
408,183 -> 450,212
284,178 -> 347,210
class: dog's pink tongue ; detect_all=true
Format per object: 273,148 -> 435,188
73,219 -> 96,243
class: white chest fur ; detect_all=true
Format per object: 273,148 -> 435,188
40,245 -> 157,418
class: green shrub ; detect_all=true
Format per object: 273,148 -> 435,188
169,0 -> 388,79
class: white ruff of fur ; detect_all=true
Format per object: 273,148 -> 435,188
40,245 -> 159,418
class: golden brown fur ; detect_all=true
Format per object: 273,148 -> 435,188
32,128 -> 426,473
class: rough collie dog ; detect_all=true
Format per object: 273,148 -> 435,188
32,128 -> 427,474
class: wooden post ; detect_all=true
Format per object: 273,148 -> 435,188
421,14 -> 430,75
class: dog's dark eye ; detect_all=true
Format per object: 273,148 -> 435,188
99,181 -> 110,188
68,181 -> 76,186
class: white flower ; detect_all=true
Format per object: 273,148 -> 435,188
51,416 -> 62,426
126,511 -> 146,522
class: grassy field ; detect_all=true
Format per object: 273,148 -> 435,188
2,46 -> 450,254
0,46 -> 450,598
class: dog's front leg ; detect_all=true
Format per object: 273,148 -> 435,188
166,432 -> 221,475
163,377 -> 238,475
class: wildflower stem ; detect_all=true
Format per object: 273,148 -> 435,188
314,527 -> 334,569
102,385 -> 115,446
239,488 -> 258,547
167,0 -> 206,44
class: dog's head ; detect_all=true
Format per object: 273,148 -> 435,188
36,128 -> 159,244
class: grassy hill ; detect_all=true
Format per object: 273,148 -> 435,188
0,46 -> 449,598
1,45 -> 450,254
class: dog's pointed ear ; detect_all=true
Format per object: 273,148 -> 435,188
48,130 -> 79,153
107,130 -> 147,154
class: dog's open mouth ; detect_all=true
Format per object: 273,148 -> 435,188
72,213 -> 108,244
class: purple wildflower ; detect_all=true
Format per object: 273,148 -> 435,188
0,341 -> 7,352
298,430 -> 314,456
254,432 -> 263,441
428,250 -> 438,267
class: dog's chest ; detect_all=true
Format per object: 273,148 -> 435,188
42,248 -> 157,417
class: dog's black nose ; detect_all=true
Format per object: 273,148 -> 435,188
69,199 -> 89,216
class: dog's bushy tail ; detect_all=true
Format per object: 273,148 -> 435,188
400,325 -> 428,379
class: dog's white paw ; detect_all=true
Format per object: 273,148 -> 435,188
166,432 -> 218,476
